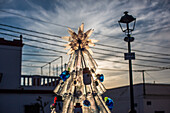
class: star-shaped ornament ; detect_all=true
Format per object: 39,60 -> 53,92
62,23 -> 98,55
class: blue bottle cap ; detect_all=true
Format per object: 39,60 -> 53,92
59,71 -> 70,81
83,100 -> 91,107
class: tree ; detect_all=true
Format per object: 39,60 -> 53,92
51,23 -> 111,113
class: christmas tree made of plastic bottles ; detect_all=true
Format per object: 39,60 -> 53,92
52,23 -> 111,113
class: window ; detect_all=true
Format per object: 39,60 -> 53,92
155,111 -> 165,113
25,104 -> 40,113
147,101 -> 151,105
134,103 -> 137,107
0,73 -> 3,83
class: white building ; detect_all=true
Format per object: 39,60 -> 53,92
1,37 -> 170,113
103,83 -> 170,113
0,37 -> 61,113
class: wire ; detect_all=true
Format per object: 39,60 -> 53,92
94,51 -> 170,64
145,71 -> 159,83
0,10 -> 76,29
23,38 -> 169,63
0,32 -> 67,53
98,68 -> 128,71
41,57 -> 61,68
92,46 -> 170,61
0,23 -> 62,38
24,43 -> 67,54
134,26 -> 170,36
22,65 -> 41,68
0,38 -> 66,56
1,30 -> 169,62
135,40 -> 170,49
0,46 -> 59,56
133,58 -> 170,64
96,42 -> 170,56
0,27 -> 66,44
135,54 -> 170,61
134,26 -> 170,49
94,26 -> 170,49
22,60 -> 49,63
98,68 -> 165,72
24,42 -> 170,69
2,31 -> 169,64
1,10 -> 169,49
94,57 -> 170,69
23,50 -> 57,54
1,24 -> 170,56
93,32 -> 120,40
23,53 -> 59,57
133,69 -> 163,72
1,32 -> 170,64
0,33 -> 169,69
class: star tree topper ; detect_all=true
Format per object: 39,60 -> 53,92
62,23 -> 98,55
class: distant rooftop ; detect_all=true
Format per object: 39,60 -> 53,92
107,83 -> 170,90
0,37 -> 23,47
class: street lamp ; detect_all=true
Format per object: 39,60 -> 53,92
118,11 -> 136,113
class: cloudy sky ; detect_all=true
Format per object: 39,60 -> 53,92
0,0 -> 170,88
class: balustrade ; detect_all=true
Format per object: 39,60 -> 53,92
21,75 -> 60,87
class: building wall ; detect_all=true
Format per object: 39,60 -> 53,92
0,44 -> 22,89
103,86 -> 132,113
103,84 -> 170,113
0,91 -> 56,113
0,38 -> 62,113
143,84 -> 170,113
146,84 -> 170,95
144,96 -> 170,113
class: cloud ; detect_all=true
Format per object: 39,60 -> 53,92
0,0 -> 170,88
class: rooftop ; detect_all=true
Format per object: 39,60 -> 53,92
0,37 -> 23,47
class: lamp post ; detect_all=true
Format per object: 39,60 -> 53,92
118,11 -> 136,113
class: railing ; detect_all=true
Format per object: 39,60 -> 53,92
21,75 -> 60,87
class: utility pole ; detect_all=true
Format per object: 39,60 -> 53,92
53,65 -> 55,76
142,70 -> 146,95
56,65 -> 58,76
41,67 -> 43,75
134,70 -> 146,96
49,63 -> 51,76
41,57 -> 61,76
61,56 -> 63,73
